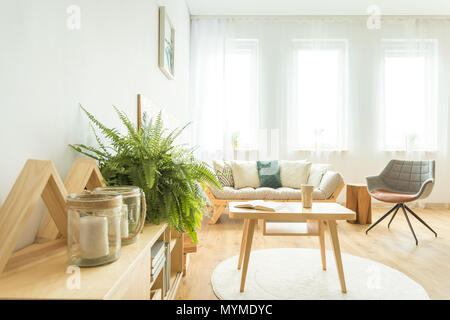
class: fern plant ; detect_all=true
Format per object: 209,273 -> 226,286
69,105 -> 221,243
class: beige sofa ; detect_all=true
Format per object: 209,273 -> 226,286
206,161 -> 345,224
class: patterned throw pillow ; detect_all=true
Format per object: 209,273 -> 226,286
212,160 -> 235,187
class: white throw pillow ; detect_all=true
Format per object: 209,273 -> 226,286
279,160 -> 311,189
318,171 -> 343,198
231,161 -> 260,189
308,164 -> 331,188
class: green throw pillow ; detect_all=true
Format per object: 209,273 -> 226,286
257,160 -> 282,188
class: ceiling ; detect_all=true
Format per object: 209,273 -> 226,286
185,0 -> 450,16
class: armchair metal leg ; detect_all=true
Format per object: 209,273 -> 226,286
365,204 -> 399,234
401,204 -> 418,246
404,205 -> 437,237
387,205 -> 400,228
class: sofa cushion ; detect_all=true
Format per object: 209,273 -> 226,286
210,186 -> 326,200
308,163 -> 331,188
257,160 -> 282,188
231,161 -> 260,189
212,160 -> 234,187
279,160 -> 311,188
318,171 -> 344,198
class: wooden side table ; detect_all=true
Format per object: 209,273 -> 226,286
346,183 -> 372,225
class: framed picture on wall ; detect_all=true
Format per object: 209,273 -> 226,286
158,6 -> 175,79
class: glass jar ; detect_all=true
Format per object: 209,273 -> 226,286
67,193 -> 122,267
93,186 -> 146,245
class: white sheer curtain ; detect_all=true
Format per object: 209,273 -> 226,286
189,20 -> 228,161
189,17 -> 450,163
380,39 -> 438,152
287,39 -> 348,152
189,20 -> 261,162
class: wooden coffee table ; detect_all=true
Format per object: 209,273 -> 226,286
229,202 -> 356,293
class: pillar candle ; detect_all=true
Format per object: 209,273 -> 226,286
79,216 -> 109,259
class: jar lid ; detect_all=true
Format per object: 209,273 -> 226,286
93,186 -> 141,199
67,193 -> 123,210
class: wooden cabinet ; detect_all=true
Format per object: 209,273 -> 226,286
0,159 -> 185,299
0,224 -> 183,300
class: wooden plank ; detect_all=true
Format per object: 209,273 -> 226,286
105,247 -> 151,300
4,240 -> 66,274
357,187 -> 372,224
209,204 -> 226,224
328,220 -> 347,293
0,160 -> 53,274
229,202 -> 356,221
346,184 -> 358,223
319,220 -> 326,270
37,158 -> 106,242
237,219 -> 249,270
41,170 -> 68,238
240,219 -> 256,292
263,221 -> 319,236
346,183 -> 372,225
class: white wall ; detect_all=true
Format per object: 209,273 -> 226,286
0,0 -> 191,250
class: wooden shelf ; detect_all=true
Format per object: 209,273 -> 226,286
0,224 -> 167,299
263,221 -> 319,236
150,261 -> 164,288
0,158 -> 187,300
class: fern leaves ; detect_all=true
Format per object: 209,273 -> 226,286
69,105 -> 221,243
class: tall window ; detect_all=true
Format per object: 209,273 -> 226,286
289,40 -> 348,151
224,39 -> 259,149
380,39 -> 438,151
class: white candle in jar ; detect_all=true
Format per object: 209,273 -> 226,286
79,216 -> 110,259
121,204 -> 129,238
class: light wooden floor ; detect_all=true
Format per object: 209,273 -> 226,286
176,207 -> 450,300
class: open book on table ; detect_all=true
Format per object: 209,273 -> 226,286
234,200 -> 287,212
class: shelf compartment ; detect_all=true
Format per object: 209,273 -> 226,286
263,220 -> 319,236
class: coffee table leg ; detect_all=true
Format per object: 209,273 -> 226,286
328,220 -> 347,293
240,219 -> 256,292
238,219 -> 249,270
319,220 -> 326,270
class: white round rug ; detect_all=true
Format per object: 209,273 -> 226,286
211,248 -> 429,300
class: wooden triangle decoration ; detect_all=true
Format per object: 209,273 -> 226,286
36,158 -> 106,242
0,160 -> 68,275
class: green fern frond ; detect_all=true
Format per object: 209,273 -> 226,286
69,105 -> 216,243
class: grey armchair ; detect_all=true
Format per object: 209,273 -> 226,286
365,160 -> 437,245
